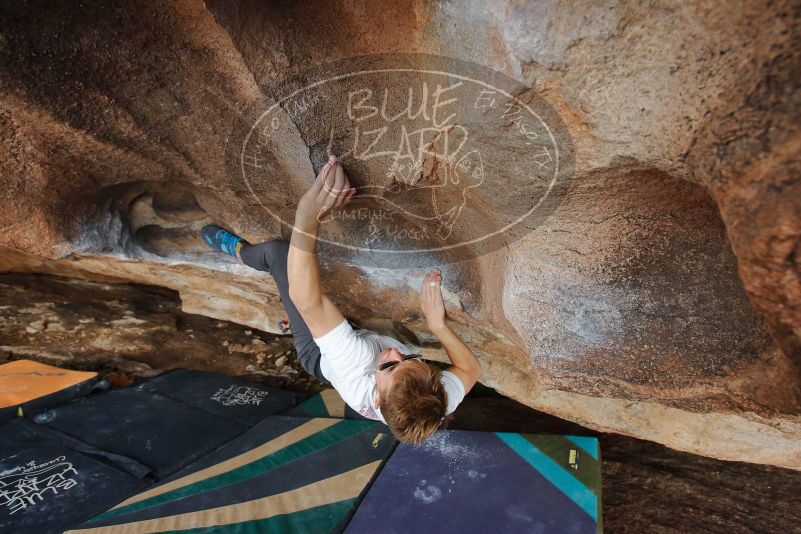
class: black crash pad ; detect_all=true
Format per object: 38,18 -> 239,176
136,369 -> 302,426
0,418 -> 148,534
32,388 -> 247,480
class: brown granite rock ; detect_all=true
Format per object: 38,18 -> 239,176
1,0 -> 800,468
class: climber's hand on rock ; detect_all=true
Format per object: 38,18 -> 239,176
295,155 -> 356,230
421,269 -> 447,333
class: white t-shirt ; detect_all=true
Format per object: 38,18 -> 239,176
315,319 -> 466,422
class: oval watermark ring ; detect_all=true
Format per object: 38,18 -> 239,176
236,54 -> 575,268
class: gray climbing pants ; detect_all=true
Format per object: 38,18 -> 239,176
240,240 -> 327,382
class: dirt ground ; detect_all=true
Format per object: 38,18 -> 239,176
0,273 -> 320,394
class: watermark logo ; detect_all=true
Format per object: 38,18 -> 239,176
237,54 -> 574,267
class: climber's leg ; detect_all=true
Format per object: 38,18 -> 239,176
239,240 -> 327,382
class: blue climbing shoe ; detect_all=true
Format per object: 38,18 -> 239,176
201,225 -> 246,257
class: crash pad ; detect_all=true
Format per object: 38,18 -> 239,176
136,369 -> 303,426
0,418 -> 148,534
345,429 -> 602,534
32,388 -> 247,480
0,360 -> 97,422
282,388 -> 367,420
70,416 -> 396,533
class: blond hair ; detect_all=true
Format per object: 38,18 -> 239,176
381,362 -> 447,444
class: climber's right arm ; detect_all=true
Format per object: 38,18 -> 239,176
287,156 -> 355,338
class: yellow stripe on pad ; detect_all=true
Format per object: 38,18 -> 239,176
320,389 -> 346,418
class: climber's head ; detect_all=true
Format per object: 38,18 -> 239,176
375,348 -> 447,444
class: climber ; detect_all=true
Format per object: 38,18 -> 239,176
201,155 -> 481,444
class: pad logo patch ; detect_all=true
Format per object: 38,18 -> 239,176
210,386 -> 269,407
0,456 -> 79,515
568,448 -> 579,470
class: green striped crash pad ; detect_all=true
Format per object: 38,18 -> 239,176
346,429 -> 602,534
282,388 -> 367,420
68,415 -> 395,534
